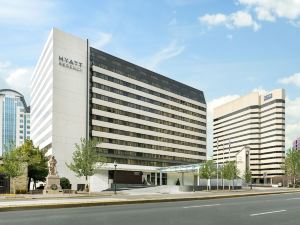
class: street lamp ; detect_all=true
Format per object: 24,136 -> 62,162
113,161 -> 117,194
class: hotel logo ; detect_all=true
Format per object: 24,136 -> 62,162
59,56 -> 83,71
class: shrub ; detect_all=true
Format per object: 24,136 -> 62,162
60,177 -> 71,189
16,189 -> 27,194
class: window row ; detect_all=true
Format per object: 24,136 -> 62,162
213,133 -> 284,145
214,106 -> 285,127
92,82 -> 204,118
213,135 -> 284,148
93,137 -> 206,156
92,104 -> 205,133
252,173 -> 284,176
214,121 -> 284,135
91,114 -> 205,141
93,72 -> 206,111
213,149 -> 285,157
97,148 -> 202,163
93,125 -> 203,148
214,100 -> 285,122
92,93 -> 206,126
250,162 -> 283,166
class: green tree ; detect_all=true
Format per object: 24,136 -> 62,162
199,160 -> 216,190
244,169 -> 252,190
66,138 -> 106,192
223,161 -> 239,190
16,140 -> 48,191
0,148 -> 24,194
283,148 -> 300,188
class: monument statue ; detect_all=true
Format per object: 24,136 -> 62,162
48,155 -> 57,176
43,155 -> 63,194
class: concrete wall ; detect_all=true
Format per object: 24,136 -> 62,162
167,173 -> 195,186
52,28 -> 88,189
90,170 -> 110,192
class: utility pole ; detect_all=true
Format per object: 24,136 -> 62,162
222,143 -> 225,190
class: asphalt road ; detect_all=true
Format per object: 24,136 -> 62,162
0,192 -> 300,225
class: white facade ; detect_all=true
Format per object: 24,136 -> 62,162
31,28 -> 207,191
213,89 -> 285,183
16,107 -> 30,146
31,28 -> 88,187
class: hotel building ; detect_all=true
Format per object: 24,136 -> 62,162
31,28 -> 207,191
213,89 -> 285,184
0,89 -> 30,155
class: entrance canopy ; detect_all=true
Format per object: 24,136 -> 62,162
157,163 -> 204,173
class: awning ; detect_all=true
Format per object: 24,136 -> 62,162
157,163 -> 204,173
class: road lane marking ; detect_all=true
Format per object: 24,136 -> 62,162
183,204 -> 221,209
250,210 -> 286,217
286,197 -> 300,200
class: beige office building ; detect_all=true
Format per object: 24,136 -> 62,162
213,89 -> 285,184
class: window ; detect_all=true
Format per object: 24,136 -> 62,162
20,136 -> 23,139
20,120 -> 23,123
20,125 -> 23,128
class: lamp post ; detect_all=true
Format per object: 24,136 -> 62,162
217,138 -> 219,191
113,161 -> 117,194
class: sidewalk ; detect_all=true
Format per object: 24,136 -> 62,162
0,188 -> 299,212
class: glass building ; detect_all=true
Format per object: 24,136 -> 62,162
0,89 -> 30,155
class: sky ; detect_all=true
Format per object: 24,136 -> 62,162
0,0 -> 300,157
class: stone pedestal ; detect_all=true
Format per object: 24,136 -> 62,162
43,175 -> 63,194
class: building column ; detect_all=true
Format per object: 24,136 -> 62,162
197,168 -> 200,185
181,172 -> 184,186
155,173 -> 157,186
159,172 -> 162,186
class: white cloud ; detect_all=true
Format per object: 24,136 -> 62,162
199,0 -> 300,31
239,0 -> 300,21
92,32 -> 112,49
0,0 -> 56,25
0,61 -> 11,70
146,40 -> 185,70
199,13 -> 227,26
5,68 -> 32,98
278,73 -> 300,87
230,11 -> 261,31
206,95 -> 240,157
199,11 -> 261,31
255,7 -> 276,22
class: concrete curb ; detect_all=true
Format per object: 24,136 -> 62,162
0,190 -> 299,212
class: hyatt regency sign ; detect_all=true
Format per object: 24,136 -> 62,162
59,56 -> 82,71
